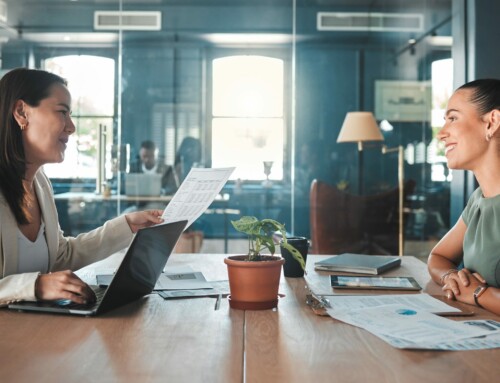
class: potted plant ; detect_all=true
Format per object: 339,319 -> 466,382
224,216 -> 306,310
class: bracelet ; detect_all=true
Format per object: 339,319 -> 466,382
440,269 -> 458,285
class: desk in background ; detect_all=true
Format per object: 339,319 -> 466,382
1,254 -> 499,382
53,192 -> 236,251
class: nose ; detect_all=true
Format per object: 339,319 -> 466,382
65,116 -> 76,135
436,121 -> 448,141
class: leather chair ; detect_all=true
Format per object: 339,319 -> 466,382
309,179 -> 415,255
309,180 -> 366,254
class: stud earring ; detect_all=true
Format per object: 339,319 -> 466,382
487,132 -> 492,141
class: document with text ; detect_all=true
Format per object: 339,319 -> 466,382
161,167 -> 235,228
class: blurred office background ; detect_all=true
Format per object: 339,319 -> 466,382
2,0 -> 498,258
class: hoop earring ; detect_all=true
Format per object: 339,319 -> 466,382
20,124 -> 26,131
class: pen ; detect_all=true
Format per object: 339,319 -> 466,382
214,294 -> 222,310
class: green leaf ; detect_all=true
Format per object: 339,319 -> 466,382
281,242 -> 306,271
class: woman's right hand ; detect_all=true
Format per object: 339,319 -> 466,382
35,270 -> 96,304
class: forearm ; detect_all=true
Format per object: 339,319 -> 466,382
475,287 -> 500,316
428,252 -> 461,285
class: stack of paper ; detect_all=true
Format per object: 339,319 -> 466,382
325,295 -> 500,350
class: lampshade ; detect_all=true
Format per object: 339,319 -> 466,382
337,111 -> 384,144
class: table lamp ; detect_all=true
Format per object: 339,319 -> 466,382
337,111 -> 384,195
337,111 -> 404,256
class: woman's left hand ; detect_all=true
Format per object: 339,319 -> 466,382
125,210 -> 164,233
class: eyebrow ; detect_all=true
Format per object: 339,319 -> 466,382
445,108 -> 459,116
57,102 -> 71,111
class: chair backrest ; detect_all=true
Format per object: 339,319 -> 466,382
309,179 -> 415,255
309,180 -> 365,254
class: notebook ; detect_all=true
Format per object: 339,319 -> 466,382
8,220 -> 188,316
125,173 -> 163,196
314,253 -> 401,275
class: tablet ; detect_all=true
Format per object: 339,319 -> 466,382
330,275 -> 422,291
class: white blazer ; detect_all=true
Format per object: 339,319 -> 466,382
0,170 -> 134,306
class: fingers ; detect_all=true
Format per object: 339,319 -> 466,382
35,270 -> 95,304
442,277 -> 460,297
125,210 -> 165,233
472,272 -> 487,284
457,268 -> 471,286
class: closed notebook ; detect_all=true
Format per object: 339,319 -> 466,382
314,253 -> 401,275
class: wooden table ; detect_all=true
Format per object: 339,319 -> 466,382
1,254 -> 499,383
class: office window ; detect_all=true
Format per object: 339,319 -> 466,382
211,55 -> 284,180
43,55 -> 115,179
429,58 -> 453,182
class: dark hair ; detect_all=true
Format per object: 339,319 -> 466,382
457,79 -> 500,115
174,136 -> 201,166
140,140 -> 156,151
0,67 -> 67,224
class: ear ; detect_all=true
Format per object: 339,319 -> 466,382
488,109 -> 500,137
12,99 -> 29,127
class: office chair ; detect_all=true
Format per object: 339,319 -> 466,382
310,179 -> 415,255
309,179 -> 366,254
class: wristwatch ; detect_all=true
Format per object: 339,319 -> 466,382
473,285 -> 489,308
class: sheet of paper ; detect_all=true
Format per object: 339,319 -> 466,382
156,271 -> 212,290
95,267 -> 213,291
161,167 -> 235,228
158,280 -> 230,299
330,304 -> 493,346
324,293 -> 461,315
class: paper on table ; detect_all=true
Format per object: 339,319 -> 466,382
330,304 -> 493,346
156,271 -> 212,290
161,167 -> 235,228
324,294 -> 461,315
158,280 -> 230,299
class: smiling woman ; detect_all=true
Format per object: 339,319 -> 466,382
428,78 -> 500,315
0,67 -> 164,307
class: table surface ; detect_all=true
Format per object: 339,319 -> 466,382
1,254 -> 499,383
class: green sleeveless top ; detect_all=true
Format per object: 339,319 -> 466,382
462,187 -> 500,288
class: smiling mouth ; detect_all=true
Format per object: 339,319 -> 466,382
445,145 -> 456,155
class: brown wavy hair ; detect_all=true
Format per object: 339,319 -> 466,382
0,68 -> 67,224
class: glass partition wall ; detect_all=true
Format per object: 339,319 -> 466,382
1,0 -> 452,257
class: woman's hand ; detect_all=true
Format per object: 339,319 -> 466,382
125,209 -> 164,233
443,270 -> 485,305
35,270 -> 96,304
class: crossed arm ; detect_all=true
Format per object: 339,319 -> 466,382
428,217 -> 500,315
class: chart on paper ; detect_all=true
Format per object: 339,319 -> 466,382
161,167 -> 235,228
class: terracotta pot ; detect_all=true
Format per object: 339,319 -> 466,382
224,255 -> 285,310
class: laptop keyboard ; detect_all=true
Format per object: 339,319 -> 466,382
53,285 -> 106,310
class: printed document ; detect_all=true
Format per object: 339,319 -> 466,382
328,301 -> 500,350
324,294 -> 461,315
161,167 -> 235,228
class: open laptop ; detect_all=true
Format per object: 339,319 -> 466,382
8,220 -> 188,316
125,173 -> 163,196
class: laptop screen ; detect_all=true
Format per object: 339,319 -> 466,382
125,173 -> 163,196
97,220 -> 187,313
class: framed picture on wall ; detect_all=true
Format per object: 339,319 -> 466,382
375,80 -> 431,122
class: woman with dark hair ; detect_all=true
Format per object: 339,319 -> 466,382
0,68 -> 163,306
428,78 -> 500,315
174,136 -> 202,182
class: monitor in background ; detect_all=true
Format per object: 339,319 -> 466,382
125,173 -> 162,196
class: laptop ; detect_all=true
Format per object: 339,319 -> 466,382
125,173 -> 162,196
8,220 -> 188,316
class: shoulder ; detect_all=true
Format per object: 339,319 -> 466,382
462,187 -> 482,225
158,163 -> 172,174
